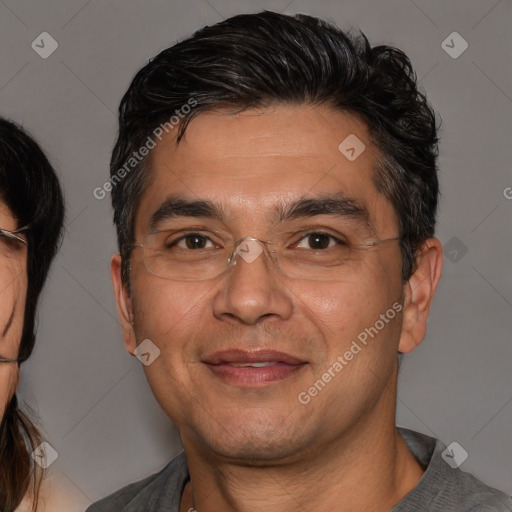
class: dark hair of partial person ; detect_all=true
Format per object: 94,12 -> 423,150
0,118 -> 65,512
110,10 -> 439,287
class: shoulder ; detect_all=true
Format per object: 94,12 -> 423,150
436,470 -> 512,511
396,427 -> 512,512
86,451 -> 189,512
444,470 -> 512,511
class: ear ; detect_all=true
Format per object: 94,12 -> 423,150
399,238 -> 443,354
111,253 -> 137,356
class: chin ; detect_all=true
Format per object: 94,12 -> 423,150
192,415 -> 310,465
209,439 -> 303,466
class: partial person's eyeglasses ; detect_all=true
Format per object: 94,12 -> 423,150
0,356 -> 19,364
0,225 -> 29,364
0,225 -> 30,246
128,227 -> 400,282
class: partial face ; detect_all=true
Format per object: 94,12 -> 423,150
115,105 -> 409,463
0,202 -> 28,420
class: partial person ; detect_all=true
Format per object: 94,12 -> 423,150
0,118 -> 83,512
88,12 -> 512,512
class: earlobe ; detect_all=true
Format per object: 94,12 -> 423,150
398,238 -> 443,354
111,253 -> 138,356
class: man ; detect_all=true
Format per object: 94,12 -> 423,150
88,11 -> 511,512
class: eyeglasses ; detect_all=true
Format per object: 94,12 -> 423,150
0,225 -> 30,246
0,225 -> 29,364
0,356 -> 19,364
130,227 -> 400,282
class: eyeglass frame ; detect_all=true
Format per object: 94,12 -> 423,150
0,225 -> 30,364
127,230 -> 401,282
0,356 -> 20,364
0,224 -> 30,246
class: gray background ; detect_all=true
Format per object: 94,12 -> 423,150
0,0 -> 510,505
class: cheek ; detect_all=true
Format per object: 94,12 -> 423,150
0,268 -> 18,318
129,279 -> 211,424
0,264 -> 27,354
129,277 -> 210,400
292,273 -> 402,369
0,365 -> 19,418
292,277 -> 389,334
131,277 -> 205,340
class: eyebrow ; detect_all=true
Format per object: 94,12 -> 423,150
149,195 -> 227,232
148,192 -> 372,232
275,193 -> 371,225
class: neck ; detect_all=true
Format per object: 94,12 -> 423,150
180,408 -> 424,512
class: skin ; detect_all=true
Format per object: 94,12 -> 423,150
111,104 -> 443,512
0,202 -> 28,421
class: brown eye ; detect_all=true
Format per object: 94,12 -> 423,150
296,233 -> 336,250
174,234 -> 214,250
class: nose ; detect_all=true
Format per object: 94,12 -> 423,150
212,238 -> 293,325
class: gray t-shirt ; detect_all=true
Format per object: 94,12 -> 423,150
86,428 -> 511,511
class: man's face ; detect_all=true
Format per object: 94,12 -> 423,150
116,105 -> 410,463
0,203 -> 27,420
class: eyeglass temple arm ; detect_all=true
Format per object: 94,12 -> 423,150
0,357 -> 20,363
360,236 -> 399,247
13,224 -> 30,233
0,225 -> 30,244
0,224 -> 31,235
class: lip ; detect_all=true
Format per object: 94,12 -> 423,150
202,349 -> 307,387
203,349 -> 305,365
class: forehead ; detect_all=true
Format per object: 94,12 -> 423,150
135,104 -> 395,234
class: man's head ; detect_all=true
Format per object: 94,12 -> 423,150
110,12 -> 442,464
111,11 -> 439,286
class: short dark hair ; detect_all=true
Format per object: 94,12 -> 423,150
0,117 -> 65,511
110,10 -> 439,286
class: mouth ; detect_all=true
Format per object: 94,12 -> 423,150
202,349 -> 308,387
